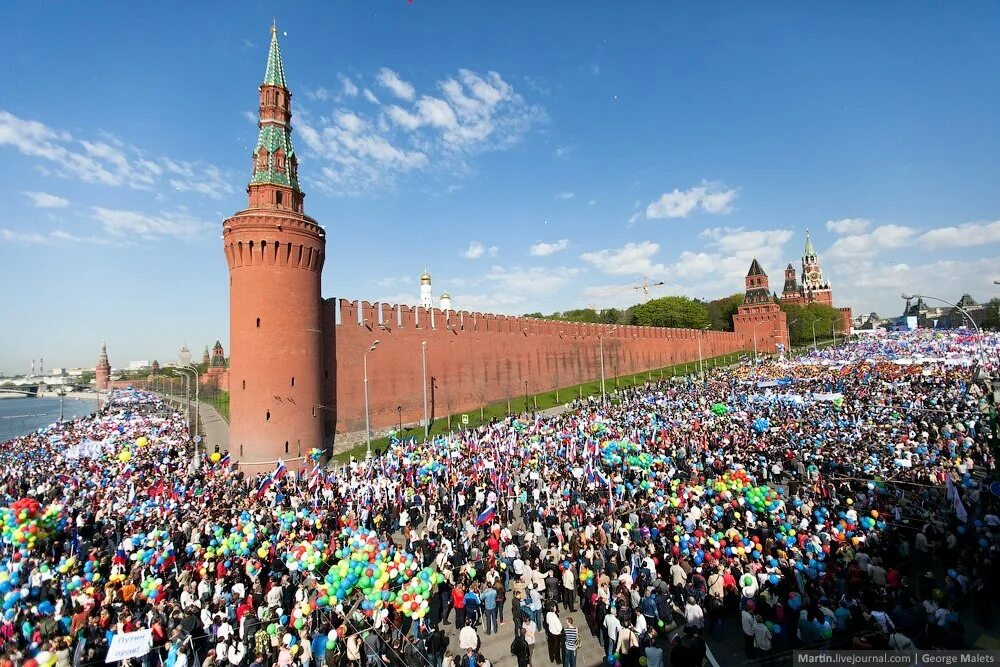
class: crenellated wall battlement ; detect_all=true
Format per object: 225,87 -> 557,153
321,297 -> 750,448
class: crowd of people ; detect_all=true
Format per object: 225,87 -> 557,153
0,330 -> 997,667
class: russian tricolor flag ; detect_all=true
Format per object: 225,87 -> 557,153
219,452 -> 231,467
255,475 -> 274,499
475,505 -> 496,526
273,459 -> 287,480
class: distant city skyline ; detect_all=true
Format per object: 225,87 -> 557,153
2,2 -> 999,370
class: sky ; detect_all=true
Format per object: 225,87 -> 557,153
1,2 -> 999,372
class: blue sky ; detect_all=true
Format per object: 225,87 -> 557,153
2,2 -> 999,372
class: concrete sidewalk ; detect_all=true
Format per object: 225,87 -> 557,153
157,393 -> 230,454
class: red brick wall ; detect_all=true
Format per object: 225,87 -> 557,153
322,298 -> 749,438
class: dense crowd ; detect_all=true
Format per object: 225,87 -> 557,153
0,331 -> 997,667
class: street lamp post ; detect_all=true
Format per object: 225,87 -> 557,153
811,319 -> 819,350
697,325 -> 710,383
786,318 -> 799,356
421,341 -> 428,439
174,365 -> 200,468
397,405 -> 402,434
598,326 -> 618,403
363,340 -> 380,459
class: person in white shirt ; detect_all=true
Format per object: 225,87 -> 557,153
459,620 -> 479,651
753,616 -> 773,657
603,612 -> 621,657
684,598 -> 704,628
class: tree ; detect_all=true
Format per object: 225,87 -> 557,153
981,299 -> 1000,331
600,308 -> 624,324
704,293 -> 743,331
780,302 -> 845,346
630,296 -> 710,329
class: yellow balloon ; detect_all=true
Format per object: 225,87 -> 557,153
118,450 -> 131,463
210,452 -> 221,463
136,436 -> 149,447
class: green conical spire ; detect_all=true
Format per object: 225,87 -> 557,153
251,23 -> 300,193
264,23 -> 287,89
804,229 -> 816,256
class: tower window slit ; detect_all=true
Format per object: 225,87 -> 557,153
265,411 -> 270,422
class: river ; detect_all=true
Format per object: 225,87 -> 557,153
0,396 -> 97,443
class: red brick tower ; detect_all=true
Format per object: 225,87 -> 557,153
95,341 -> 110,391
780,263 -> 802,305
733,259 -> 789,355
223,26 -> 325,471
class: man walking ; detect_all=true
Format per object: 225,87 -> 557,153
562,617 -> 579,667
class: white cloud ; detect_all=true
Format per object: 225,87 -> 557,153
831,256 -> 1000,316
530,239 -> 569,256
642,181 -> 737,220
576,227 -> 792,305
580,241 -> 667,276
827,225 -> 916,259
461,241 -> 485,259
918,219 -> 1000,248
482,265 -> 583,301
23,191 -> 69,208
0,110 -> 232,198
300,68 -> 543,195
362,89 -> 380,104
553,145 -> 574,158
2,228 -> 109,245
555,192 -> 574,200
90,207 -> 211,241
377,68 -> 416,101
488,245 -> 499,258
241,110 -> 258,124
826,217 -> 870,235
339,74 -> 359,97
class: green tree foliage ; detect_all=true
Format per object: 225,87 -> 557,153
780,302 -> 844,346
630,296 -> 710,329
981,298 -> 1000,331
703,293 -> 743,332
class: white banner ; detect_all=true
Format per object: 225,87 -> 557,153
105,629 -> 153,663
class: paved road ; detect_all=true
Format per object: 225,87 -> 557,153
156,393 -> 229,455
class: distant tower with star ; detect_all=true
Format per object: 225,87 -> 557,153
223,24 -> 325,470
95,341 -> 111,391
419,270 -> 433,310
799,230 -> 833,306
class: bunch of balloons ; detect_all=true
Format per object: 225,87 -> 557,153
140,576 -> 166,603
313,528 -> 444,620
711,403 -> 729,416
0,498 -> 64,551
285,539 -> 326,572
128,529 -> 176,573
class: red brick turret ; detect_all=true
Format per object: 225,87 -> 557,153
223,26 -> 324,471
95,341 -> 111,391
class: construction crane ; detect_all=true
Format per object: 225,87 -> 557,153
632,276 -> 665,295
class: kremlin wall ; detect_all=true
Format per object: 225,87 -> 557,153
321,298 -> 749,448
